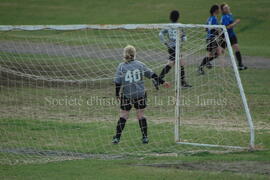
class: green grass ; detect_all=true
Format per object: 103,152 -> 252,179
0,0 -> 270,57
0,54 -> 269,180
0,118 -> 261,154
241,69 -> 270,122
0,67 -> 269,179
1,151 -> 270,180
0,0 -> 270,179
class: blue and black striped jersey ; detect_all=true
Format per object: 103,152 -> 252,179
221,13 -> 236,38
206,16 -> 219,38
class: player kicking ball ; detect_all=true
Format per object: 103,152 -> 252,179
112,45 -> 171,144
198,5 -> 223,75
220,3 -> 247,70
154,10 -> 192,90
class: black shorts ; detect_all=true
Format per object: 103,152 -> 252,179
120,94 -> 147,111
220,35 -> 238,49
168,47 -> 176,61
206,38 -> 219,52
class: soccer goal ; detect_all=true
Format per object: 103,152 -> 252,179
0,24 -> 254,163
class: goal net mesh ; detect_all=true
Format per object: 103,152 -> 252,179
0,25 -> 251,164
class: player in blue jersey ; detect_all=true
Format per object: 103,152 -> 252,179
112,45 -> 171,144
154,10 -> 192,90
198,4 -> 222,75
220,3 -> 247,70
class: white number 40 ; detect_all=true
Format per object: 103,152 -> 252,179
125,69 -> 141,83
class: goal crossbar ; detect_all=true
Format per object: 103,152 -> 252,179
0,24 -> 224,31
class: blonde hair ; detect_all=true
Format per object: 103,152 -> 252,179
123,45 -> 136,62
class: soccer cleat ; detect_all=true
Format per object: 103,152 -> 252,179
142,137 -> 149,144
181,83 -> 192,88
112,136 -> 120,144
197,66 -> 205,75
181,81 -> 192,88
152,79 -> 160,90
206,62 -> 213,69
238,66 -> 248,71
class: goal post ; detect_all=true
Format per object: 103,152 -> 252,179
0,24 -> 255,163
172,24 -> 254,150
174,28 -> 181,142
222,26 -> 255,149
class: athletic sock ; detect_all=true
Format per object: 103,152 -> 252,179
200,57 -> 208,67
181,66 -> 185,83
235,51 -> 243,67
115,117 -> 126,139
159,65 -> 171,79
139,117 -> 147,138
200,57 -> 214,67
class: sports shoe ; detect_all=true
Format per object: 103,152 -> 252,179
142,137 -> 149,144
238,66 -> 248,71
206,62 -> 213,69
112,136 -> 120,144
181,81 -> 192,88
197,66 -> 205,75
152,79 -> 160,90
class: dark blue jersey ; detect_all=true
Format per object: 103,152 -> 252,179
206,16 -> 219,38
221,13 -> 236,38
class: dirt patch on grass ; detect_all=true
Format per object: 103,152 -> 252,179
136,161 -> 270,175
1,41 -> 270,68
0,148 -> 126,165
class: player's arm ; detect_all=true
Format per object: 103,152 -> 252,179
181,28 -> 187,42
151,73 -> 171,88
114,64 -> 123,99
210,18 -> 220,36
226,19 -> 240,29
142,63 -> 161,80
159,29 -> 168,46
115,83 -> 121,99
142,64 -> 170,88
222,16 -> 240,29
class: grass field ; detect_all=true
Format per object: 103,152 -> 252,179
1,63 -> 269,179
0,0 -> 270,57
1,151 -> 270,180
0,0 -> 270,179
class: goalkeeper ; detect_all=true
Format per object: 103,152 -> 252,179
154,10 -> 192,90
112,45 -> 170,144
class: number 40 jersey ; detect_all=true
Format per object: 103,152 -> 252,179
114,60 -> 154,99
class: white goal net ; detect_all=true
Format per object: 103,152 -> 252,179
0,24 -> 254,164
